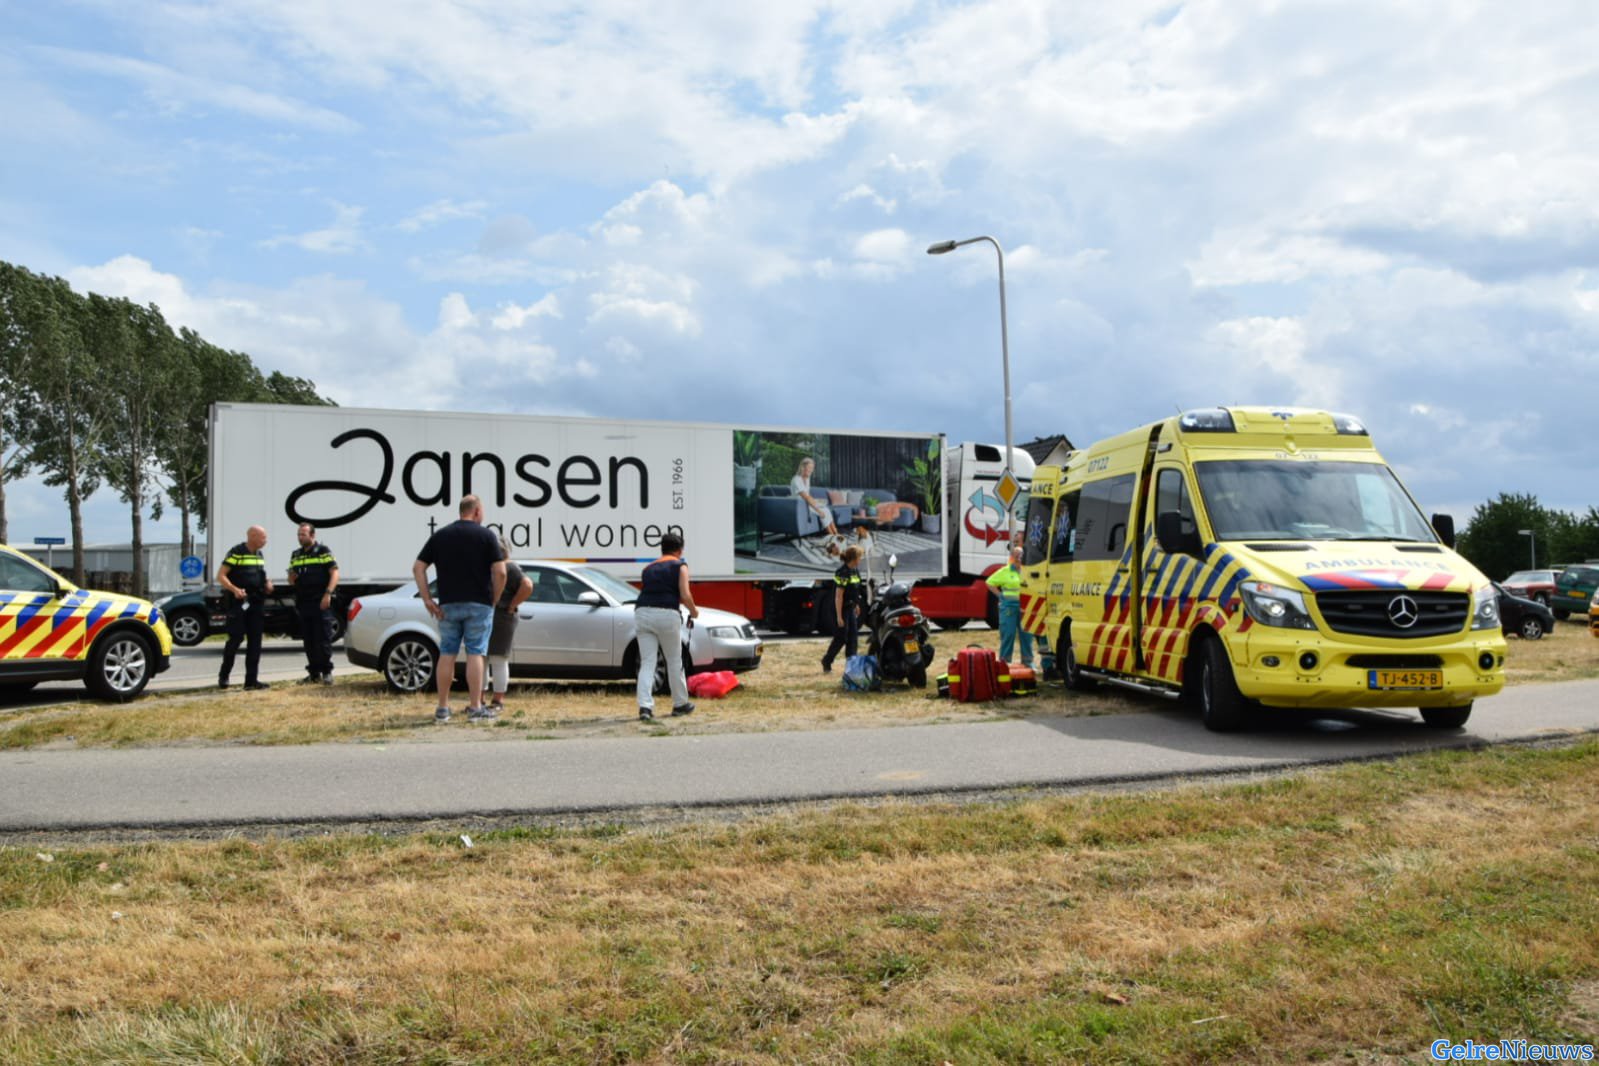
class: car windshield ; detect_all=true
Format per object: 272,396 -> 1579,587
1193,460 -> 1437,543
1505,571 -> 1553,584
570,566 -> 641,604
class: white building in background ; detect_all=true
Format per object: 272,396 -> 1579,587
13,542 -> 187,599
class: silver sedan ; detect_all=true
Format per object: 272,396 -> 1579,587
345,560 -> 763,694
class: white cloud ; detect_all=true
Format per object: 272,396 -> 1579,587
396,198 -> 488,233
854,228 -> 909,263
260,203 -> 367,255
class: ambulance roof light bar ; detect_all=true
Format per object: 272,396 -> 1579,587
1178,408 -> 1236,432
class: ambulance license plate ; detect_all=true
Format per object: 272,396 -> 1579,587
1368,669 -> 1443,691
902,639 -> 920,655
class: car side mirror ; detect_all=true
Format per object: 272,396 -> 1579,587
1430,513 -> 1456,548
576,591 -> 603,607
1155,510 -> 1203,558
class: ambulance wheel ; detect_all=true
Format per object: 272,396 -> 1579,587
1420,704 -> 1472,729
1196,639 -> 1248,732
1060,631 -> 1096,692
85,629 -> 155,702
908,663 -> 928,689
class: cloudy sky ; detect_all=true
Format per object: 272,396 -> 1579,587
4,0 -> 1596,550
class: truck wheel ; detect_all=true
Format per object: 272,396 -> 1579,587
85,630 -> 155,701
1517,616 -> 1545,640
381,634 -> 438,694
986,598 -> 1000,630
167,608 -> 208,647
1420,704 -> 1472,729
1196,639 -> 1248,732
328,610 -> 347,644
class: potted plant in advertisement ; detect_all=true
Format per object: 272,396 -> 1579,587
732,430 -> 762,493
907,438 -> 942,534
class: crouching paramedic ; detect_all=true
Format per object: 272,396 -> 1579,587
288,522 -> 339,685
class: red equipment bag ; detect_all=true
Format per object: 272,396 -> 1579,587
686,670 -> 740,699
947,646 -> 1004,702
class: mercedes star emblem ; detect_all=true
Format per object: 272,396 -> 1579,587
1387,594 -> 1420,629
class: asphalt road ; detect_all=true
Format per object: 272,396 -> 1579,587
3,679 -> 1596,834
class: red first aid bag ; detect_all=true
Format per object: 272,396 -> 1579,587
686,670 -> 740,699
947,647 -> 1003,702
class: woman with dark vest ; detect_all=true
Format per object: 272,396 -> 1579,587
634,531 -> 699,721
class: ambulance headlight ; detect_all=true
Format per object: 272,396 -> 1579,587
1239,580 -> 1316,630
1471,585 -> 1500,630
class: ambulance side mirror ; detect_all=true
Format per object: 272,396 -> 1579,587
1430,513 -> 1456,548
1156,510 -> 1203,558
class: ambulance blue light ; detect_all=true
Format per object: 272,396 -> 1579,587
1331,412 -> 1368,435
1178,408 -> 1236,432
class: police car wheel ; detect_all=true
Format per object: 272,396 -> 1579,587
382,634 -> 438,694
167,608 -> 208,647
86,630 -> 154,701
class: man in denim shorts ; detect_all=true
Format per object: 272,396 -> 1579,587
413,494 -> 507,722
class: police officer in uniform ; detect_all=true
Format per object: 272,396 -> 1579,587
217,524 -> 273,690
288,522 -> 339,685
821,544 -> 867,672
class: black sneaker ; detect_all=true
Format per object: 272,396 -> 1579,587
638,707 -> 654,722
320,673 -> 334,685
670,702 -> 696,717
218,679 -> 231,689
297,675 -> 321,686
244,681 -> 271,691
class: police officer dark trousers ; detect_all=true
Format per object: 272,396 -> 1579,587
217,525 -> 272,690
821,545 -> 867,672
288,523 -> 339,684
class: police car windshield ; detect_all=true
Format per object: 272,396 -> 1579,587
1193,460 -> 1437,543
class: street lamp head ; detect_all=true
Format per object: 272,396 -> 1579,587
926,240 -> 958,255
1518,529 -> 1533,536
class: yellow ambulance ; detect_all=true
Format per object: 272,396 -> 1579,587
1018,408 -> 1505,731
0,543 -> 173,700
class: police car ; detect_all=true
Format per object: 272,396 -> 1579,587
0,543 -> 172,700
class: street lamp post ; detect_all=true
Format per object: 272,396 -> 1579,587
1518,528 -> 1536,570
927,235 -> 1014,543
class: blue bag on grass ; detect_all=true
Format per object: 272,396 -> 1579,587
842,654 -> 881,692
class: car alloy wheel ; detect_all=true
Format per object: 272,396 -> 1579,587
382,635 -> 438,693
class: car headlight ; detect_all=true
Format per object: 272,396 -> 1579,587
1239,580 -> 1316,630
706,626 -> 743,639
1471,585 -> 1499,630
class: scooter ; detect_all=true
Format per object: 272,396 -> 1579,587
864,554 -> 936,688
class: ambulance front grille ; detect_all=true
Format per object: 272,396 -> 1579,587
1315,590 -> 1470,638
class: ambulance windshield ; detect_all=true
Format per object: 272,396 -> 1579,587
1193,460 -> 1437,543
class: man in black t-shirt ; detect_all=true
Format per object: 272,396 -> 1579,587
413,494 -> 506,723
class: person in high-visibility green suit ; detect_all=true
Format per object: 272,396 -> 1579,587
985,545 -> 1034,668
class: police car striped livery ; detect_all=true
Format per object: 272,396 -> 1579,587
0,543 -> 173,700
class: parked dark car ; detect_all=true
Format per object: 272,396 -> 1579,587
1551,563 -> 1599,620
1494,583 -> 1553,640
155,588 -> 347,648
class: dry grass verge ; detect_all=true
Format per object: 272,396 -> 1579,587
2,622 -> 1594,751
1,740 -> 1595,1063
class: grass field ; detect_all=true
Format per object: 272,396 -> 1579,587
2,621 -> 1596,752
1,739 -> 1595,1063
